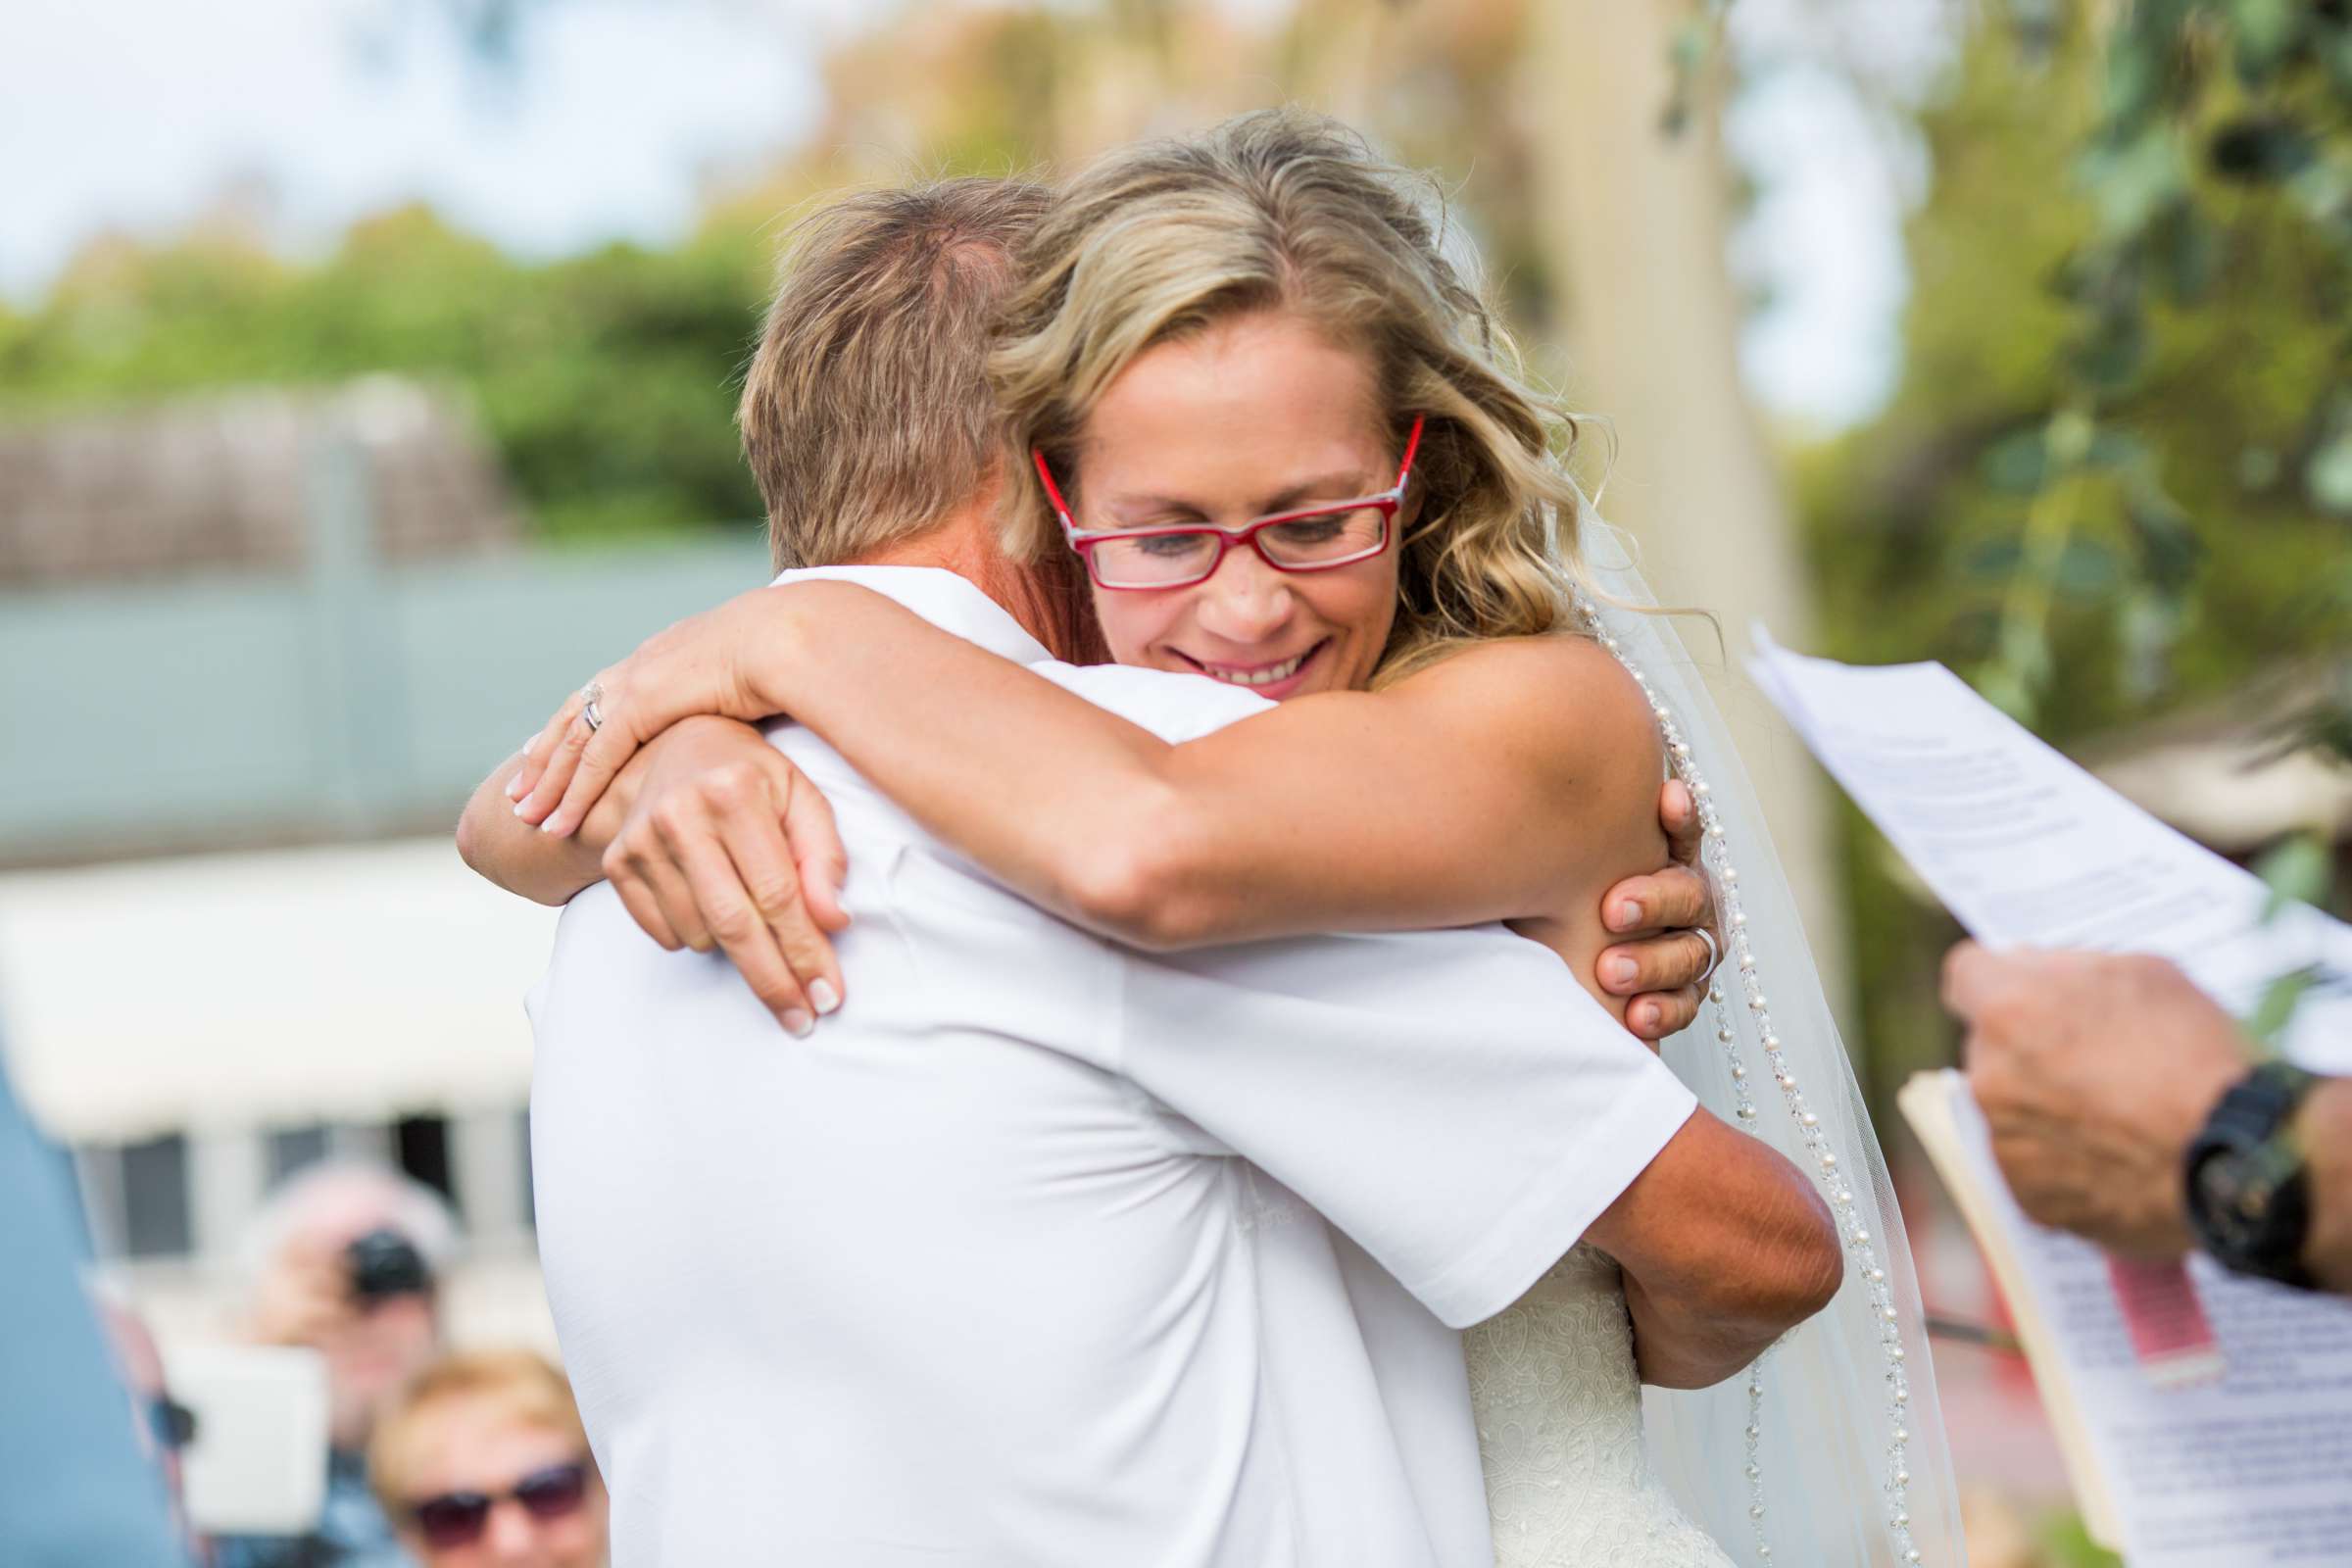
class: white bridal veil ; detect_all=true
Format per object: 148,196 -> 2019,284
1574,513 -> 1967,1568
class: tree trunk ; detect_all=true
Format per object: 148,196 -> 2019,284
1523,0 -> 1853,1026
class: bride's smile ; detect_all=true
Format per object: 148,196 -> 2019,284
1066,310 -> 1406,704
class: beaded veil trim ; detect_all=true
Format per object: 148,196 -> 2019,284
1574,594 -> 1929,1568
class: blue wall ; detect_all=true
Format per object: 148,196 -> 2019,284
1,444 -> 773,862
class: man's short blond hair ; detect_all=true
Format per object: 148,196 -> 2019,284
369,1348 -> 593,1515
740,177 -> 1051,571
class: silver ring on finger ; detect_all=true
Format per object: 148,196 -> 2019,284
1693,926 -> 1721,982
580,680 -> 606,733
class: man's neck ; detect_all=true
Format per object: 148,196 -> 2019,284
848,512 -> 1095,662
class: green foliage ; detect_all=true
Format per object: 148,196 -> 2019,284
2041,1511 -> 2126,1568
0,206 -> 776,543
2257,829 -> 2337,914
1972,0 -> 2352,744
1797,3 -> 2352,1087
1802,4 -> 2350,728
2246,962 -> 2324,1046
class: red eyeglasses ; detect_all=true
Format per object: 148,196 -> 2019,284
1037,415 -> 1426,591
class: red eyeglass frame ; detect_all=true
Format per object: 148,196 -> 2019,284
1035,414 -> 1426,592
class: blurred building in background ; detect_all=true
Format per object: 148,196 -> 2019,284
0,380 -> 521,590
0,376 -> 772,1347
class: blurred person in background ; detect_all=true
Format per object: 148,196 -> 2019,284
1944,944 -> 2352,1295
214,1160 -> 456,1568
369,1350 -> 607,1568
0,1039 -> 192,1566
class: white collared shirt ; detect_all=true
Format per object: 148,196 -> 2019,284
527,565 -> 1694,1567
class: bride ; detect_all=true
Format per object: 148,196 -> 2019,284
493,111 -> 1961,1566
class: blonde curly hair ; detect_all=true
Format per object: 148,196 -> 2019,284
990,109 -> 1594,685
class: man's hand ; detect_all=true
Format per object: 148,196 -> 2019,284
1942,945 -> 2246,1258
247,1237 -> 357,1351
604,715 -> 852,1037
1596,778 -> 1720,1041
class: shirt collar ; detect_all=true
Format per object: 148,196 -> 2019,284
769,564 -> 1054,666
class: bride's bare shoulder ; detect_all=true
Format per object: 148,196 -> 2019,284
1399,633 -> 1662,768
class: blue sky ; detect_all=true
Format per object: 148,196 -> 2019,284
0,0 -> 1942,430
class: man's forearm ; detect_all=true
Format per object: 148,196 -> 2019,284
1590,1111 -> 1843,1389
2297,1079 -> 2352,1293
1621,1270 -> 1788,1390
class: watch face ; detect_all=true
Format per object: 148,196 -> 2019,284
2192,1154 -> 2261,1250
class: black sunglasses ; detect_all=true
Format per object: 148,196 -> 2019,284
407,1460 -> 591,1549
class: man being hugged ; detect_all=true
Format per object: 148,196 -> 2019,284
459,172 -> 1833,1565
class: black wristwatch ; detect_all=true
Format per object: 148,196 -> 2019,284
2182,1060 -> 2320,1289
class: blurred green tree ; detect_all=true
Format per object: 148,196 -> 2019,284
1797,2 -> 2352,1084
1943,1 -> 2352,746
1805,4 -> 2348,728
0,204 -> 773,543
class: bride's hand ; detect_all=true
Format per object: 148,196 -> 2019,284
1595,778 -> 1721,1042
511,587 -> 794,838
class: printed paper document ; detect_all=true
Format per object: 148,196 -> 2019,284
1750,635 -> 2352,1566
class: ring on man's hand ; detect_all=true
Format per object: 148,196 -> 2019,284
1693,926 -> 1721,983
581,681 -> 606,733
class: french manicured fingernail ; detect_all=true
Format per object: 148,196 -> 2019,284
1607,956 -> 1639,986
808,979 -> 841,1015
782,1008 -> 814,1038
1612,900 -> 1642,930
505,772 -> 526,799
513,799 -> 530,816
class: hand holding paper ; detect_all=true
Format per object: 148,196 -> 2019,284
1749,633 -> 2352,1568
1938,943 -> 2246,1259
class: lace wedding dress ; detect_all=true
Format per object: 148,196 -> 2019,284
1466,1244 -> 1734,1567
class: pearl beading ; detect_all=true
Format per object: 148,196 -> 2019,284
1576,596 -> 1924,1568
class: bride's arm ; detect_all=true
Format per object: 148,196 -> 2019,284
458,714 -> 851,1032
517,580 -> 1666,953
458,741 -> 649,906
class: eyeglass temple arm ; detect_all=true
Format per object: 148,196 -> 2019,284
1033,449 -> 1077,529
1394,413 -> 1426,490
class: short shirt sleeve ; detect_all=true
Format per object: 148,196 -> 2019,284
1116,929 -> 1695,1330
